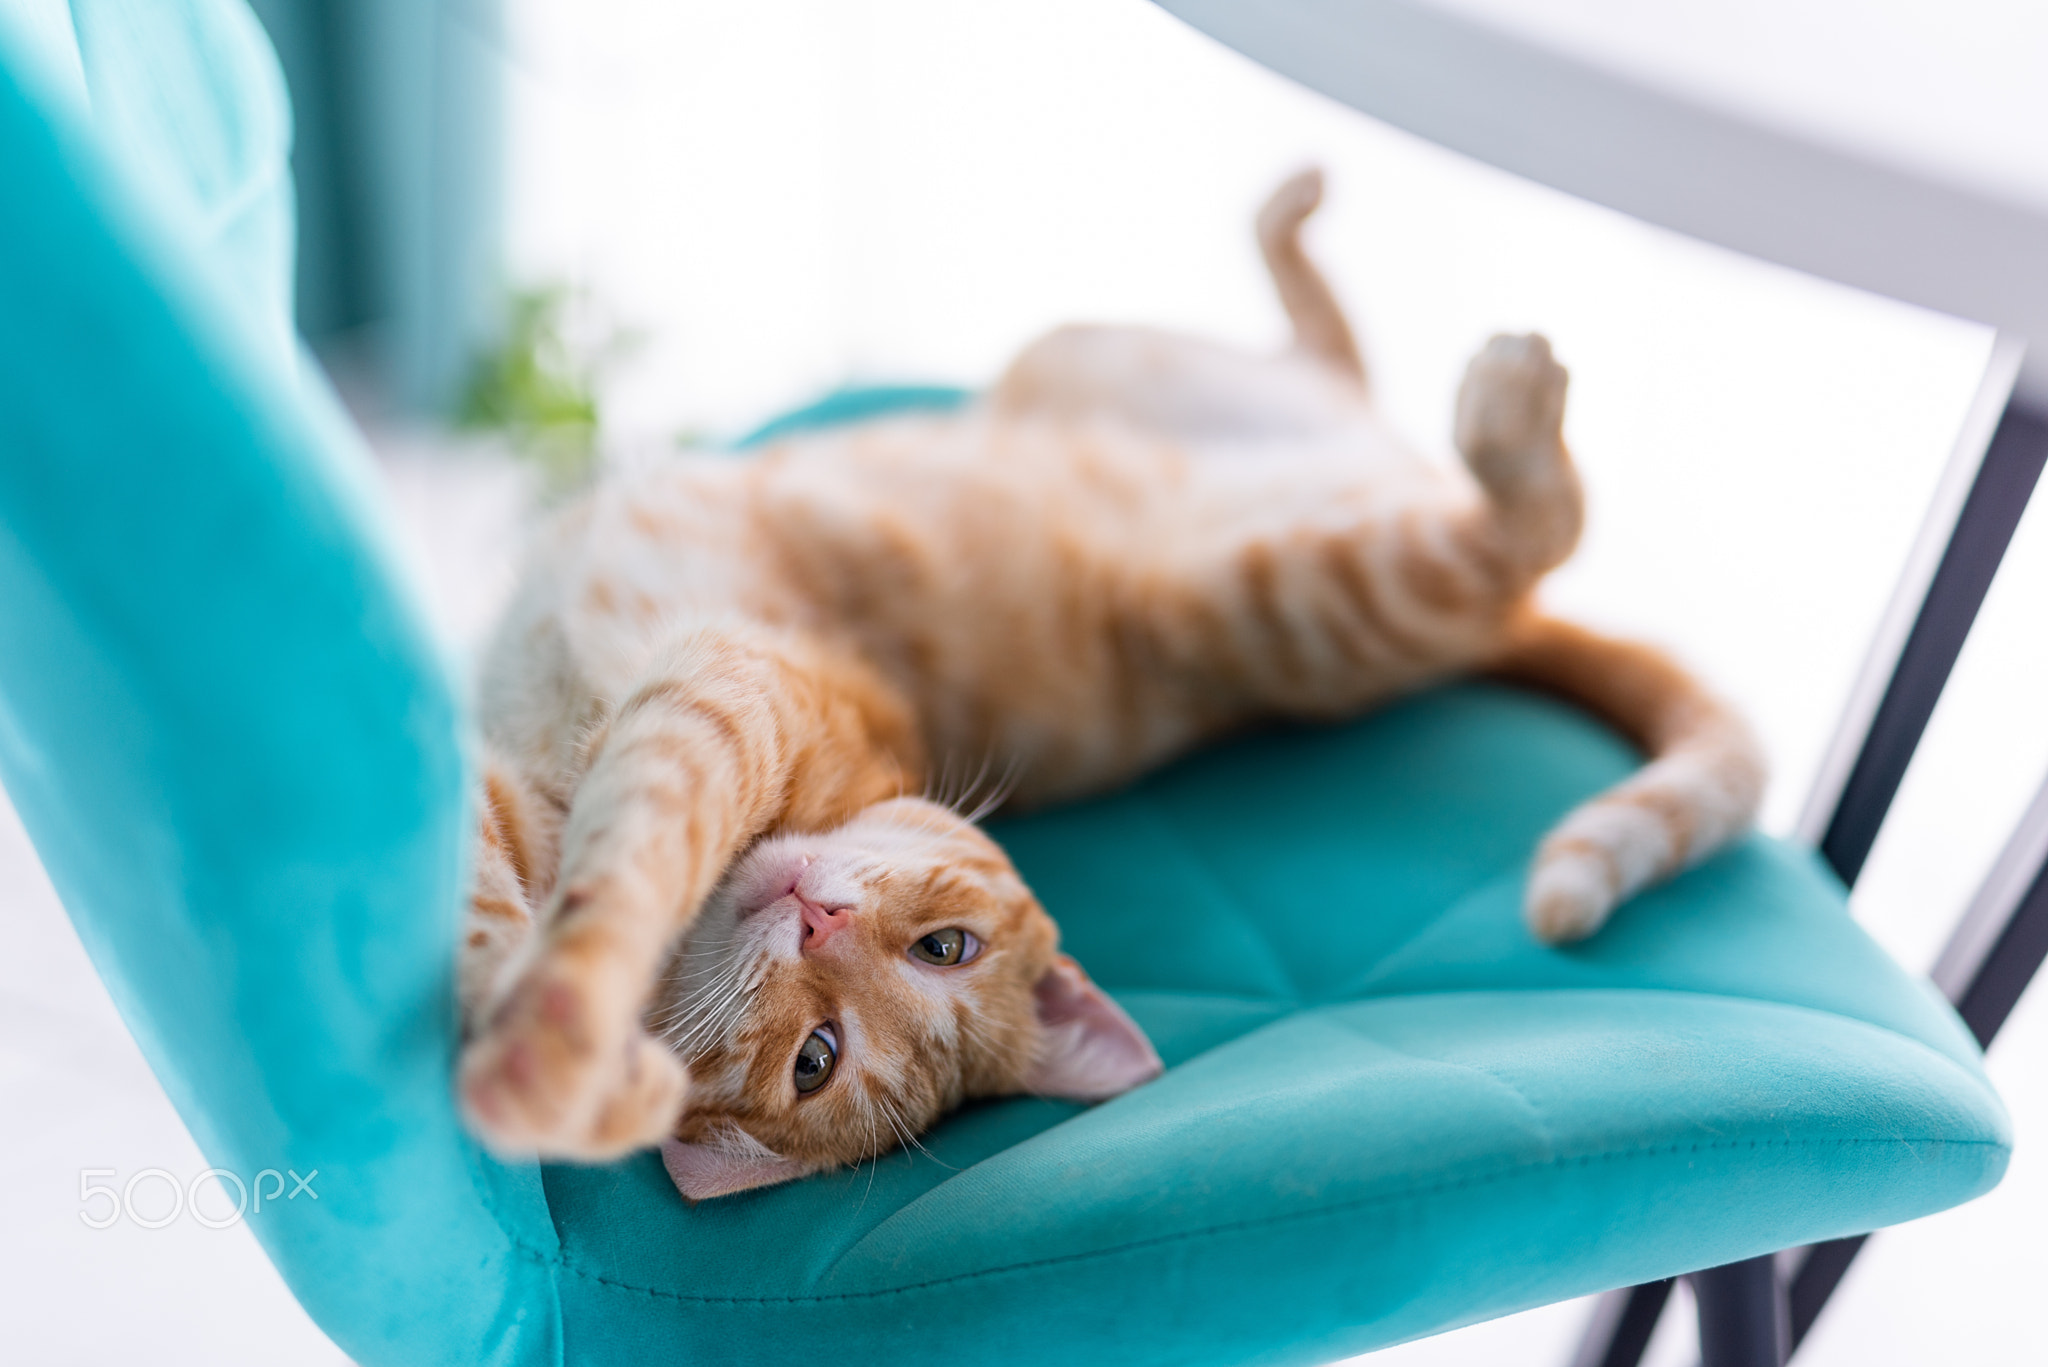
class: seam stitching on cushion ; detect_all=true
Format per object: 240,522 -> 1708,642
1324,1012 -> 1563,1154
1328,864 -> 1529,1000
464,1140 -> 571,1272
1299,685 -> 1623,1002
1099,988 -> 1294,1003
1300,985 -> 1991,1081
543,1132 -> 2005,1306
1138,791 -> 1301,1000
1075,987 -> 1992,1117
883,988 -> 2004,1272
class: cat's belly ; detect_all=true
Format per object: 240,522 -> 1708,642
487,412 -> 1492,803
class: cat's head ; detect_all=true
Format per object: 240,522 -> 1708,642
655,796 -> 1160,1199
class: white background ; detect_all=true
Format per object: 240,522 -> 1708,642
3,1 -> 2045,1361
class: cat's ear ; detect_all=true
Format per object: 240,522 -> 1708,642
1023,955 -> 1163,1100
660,1135 -> 818,1201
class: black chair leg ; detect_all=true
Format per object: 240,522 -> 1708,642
1693,1256 -> 1788,1367
1570,1280 -> 1675,1367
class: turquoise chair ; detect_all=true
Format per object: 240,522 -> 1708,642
0,4 -> 2008,1364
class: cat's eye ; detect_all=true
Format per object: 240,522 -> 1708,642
909,928 -> 978,966
793,1026 -> 837,1095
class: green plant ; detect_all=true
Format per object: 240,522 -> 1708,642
459,285 -> 624,491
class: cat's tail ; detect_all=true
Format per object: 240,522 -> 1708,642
1256,167 -> 1367,390
1485,615 -> 1767,943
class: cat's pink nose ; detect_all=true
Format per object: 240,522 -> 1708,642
798,895 -> 854,953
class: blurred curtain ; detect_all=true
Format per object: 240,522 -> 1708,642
246,0 -> 503,414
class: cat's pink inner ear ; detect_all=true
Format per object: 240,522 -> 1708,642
1023,955 -> 1164,1101
660,1136 -> 815,1201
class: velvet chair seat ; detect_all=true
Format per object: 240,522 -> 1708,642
0,6 -> 2003,1363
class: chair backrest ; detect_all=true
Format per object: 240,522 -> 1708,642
0,4 -> 556,1362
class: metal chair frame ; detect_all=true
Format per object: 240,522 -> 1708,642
1573,343 -> 2048,1367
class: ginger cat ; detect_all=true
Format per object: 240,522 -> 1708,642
456,170 -> 1765,1199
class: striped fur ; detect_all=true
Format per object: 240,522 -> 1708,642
454,169 -> 1763,1188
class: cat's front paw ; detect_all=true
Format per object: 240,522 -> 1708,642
459,970 -> 688,1161
1454,333 -> 1568,466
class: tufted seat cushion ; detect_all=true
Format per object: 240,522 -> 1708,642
532,686 -> 2006,1365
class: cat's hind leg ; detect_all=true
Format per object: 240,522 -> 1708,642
1256,167 -> 1366,389
1086,338 -> 1581,741
1453,333 -> 1583,579
987,170 -> 1368,440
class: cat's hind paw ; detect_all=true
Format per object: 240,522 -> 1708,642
1454,333 -> 1568,474
459,972 -> 689,1161
1256,166 -> 1326,249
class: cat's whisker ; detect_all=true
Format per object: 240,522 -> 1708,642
874,1101 -> 909,1159
651,986 -> 724,1036
656,955 -> 752,1041
883,1113 -> 929,1168
960,752 -> 1024,825
922,752 -> 957,813
664,980 -> 744,1046
849,1098 -> 882,1212
651,973 -> 727,1029
877,1094 -> 953,1171
869,802 -> 968,854
947,749 -> 998,819
660,948 -> 746,1007
659,953 -> 739,991
668,940 -> 741,963
656,940 -> 751,1005
668,947 -> 771,1053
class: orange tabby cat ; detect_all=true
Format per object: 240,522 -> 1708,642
455,170 -> 1765,1198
